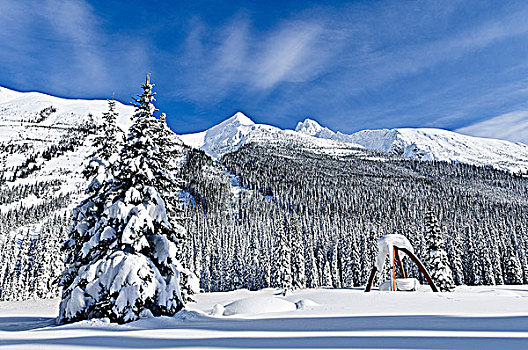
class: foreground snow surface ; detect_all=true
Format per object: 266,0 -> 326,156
2,286 -> 528,349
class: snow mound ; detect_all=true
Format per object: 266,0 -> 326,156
59,317 -> 125,331
223,296 -> 297,316
295,298 -> 319,310
379,278 -> 419,291
171,309 -> 207,322
211,304 -> 225,316
478,289 -> 522,297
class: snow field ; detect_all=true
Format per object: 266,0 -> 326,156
2,286 -> 528,349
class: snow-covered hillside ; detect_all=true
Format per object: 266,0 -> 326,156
0,86 -> 134,212
295,119 -> 528,173
2,286 -> 528,349
0,86 -> 133,174
0,86 -> 133,130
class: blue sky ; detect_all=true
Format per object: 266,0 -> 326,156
1,0 -> 528,140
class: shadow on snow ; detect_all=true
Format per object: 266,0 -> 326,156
2,334 -> 528,349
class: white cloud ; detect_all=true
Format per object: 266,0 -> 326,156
252,22 -> 323,89
176,16 -> 328,102
456,111 -> 528,145
0,0 -> 151,97
42,0 -> 107,88
214,18 -> 250,77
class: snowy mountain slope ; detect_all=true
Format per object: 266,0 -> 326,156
179,112 -> 366,159
0,86 -> 133,130
295,119 -> 528,173
0,87 -> 137,300
0,86 -> 134,172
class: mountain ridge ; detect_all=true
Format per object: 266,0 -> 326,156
300,123 -> 528,173
1,85 -> 527,173
179,110 -> 528,173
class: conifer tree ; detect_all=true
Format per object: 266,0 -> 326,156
446,231 -> 464,285
350,237 -> 362,287
59,74 -> 186,324
330,243 -> 341,288
248,231 -> 263,290
93,97 -> 122,161
305,235 -> 319,288
154,112 -> 198,301
83,97 -> 122,191
504,244 -> 523,285
424,208 -> 455,292
290,215 -> 306,290
231,244 -> 245,290
210,243 -> 222,292
321,260 -> 332,287
271,217 -> 292,294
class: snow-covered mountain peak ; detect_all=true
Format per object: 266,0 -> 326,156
296,118 -> 324,133
179,113 -> 364,159
180,112 -> 279,159
204,112 -> 255,132
295,118 -> 336,138
179,113 -> 528,172
226,111 -> 255,127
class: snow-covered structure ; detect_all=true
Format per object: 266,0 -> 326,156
365,234 -> 438,292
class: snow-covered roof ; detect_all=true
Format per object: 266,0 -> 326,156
375,234 -> 414,271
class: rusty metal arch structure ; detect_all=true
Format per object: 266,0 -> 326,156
365,246 -> 438,292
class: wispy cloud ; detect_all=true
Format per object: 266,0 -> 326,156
252,21 -> 323,89
171,1 -> 528,130
0,0 -> 150,97
352,8 -> 528,91
41,0 -> 107,89
175,15 -> 328,103
457,111 -> 528,144
238,1 -> 528,133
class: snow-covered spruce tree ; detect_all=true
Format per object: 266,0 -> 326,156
289,215 -> 306,290
330,242 -> 341,288
321,259 -> 333,288
504,245 -> 523,285
230,244 -> 245,290
271,217 -> 292,294
83,98 -> 122,192
247,230 -> 263,291
155,112 -> 199,301
424,208 -> 455,292
305,235 -> 320,288
446,231 -> 465,285
59,75 -> 186,324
